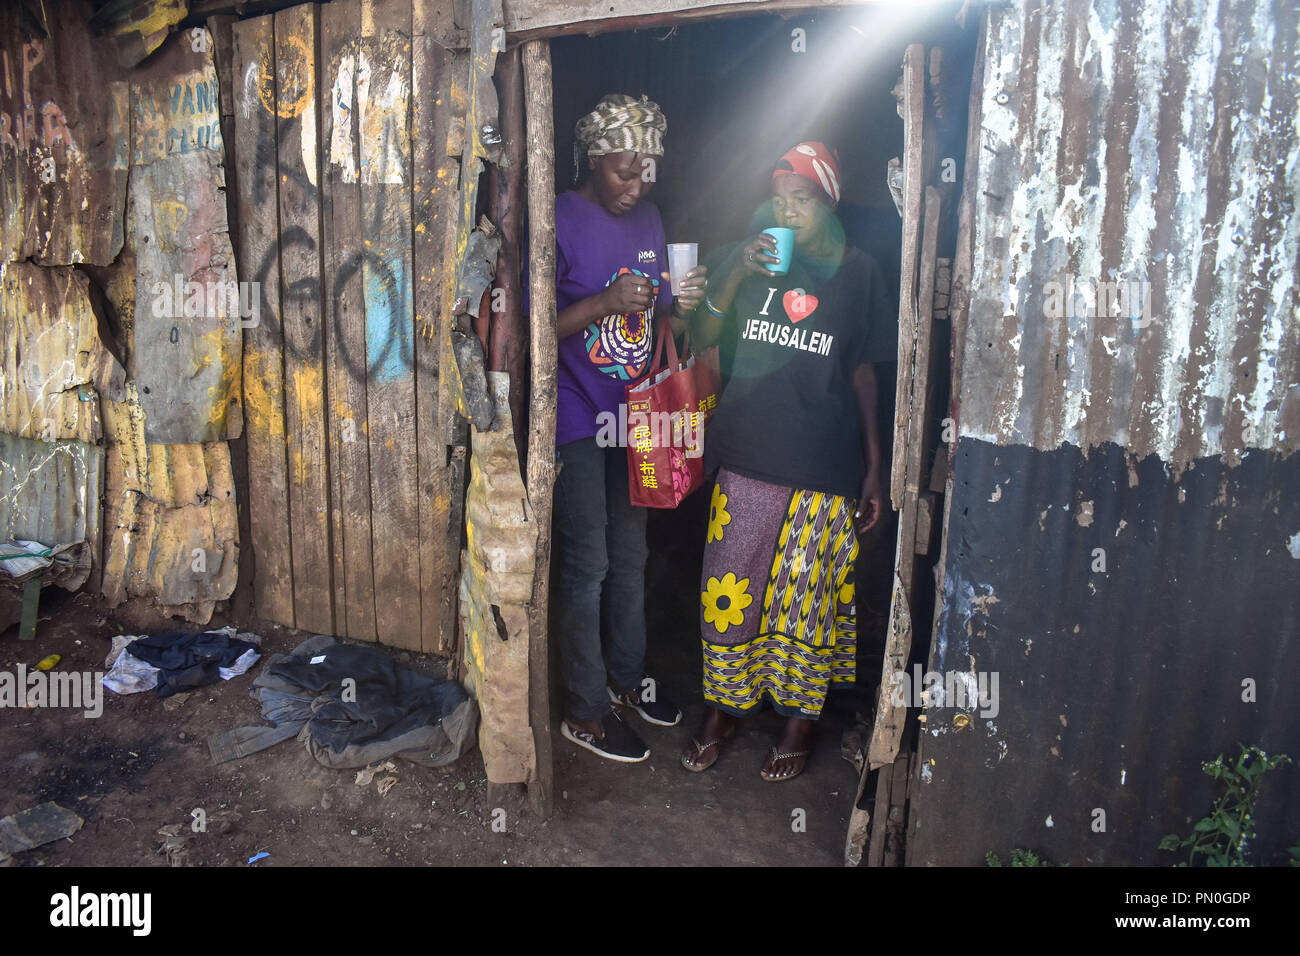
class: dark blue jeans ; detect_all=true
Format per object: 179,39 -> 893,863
553,436 -> 648,723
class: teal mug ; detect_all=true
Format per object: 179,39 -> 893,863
762,227 -> 794,276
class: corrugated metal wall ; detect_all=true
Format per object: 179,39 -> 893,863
957,0 -> 1299,466
0,6 -> 128,264
0,433 -> 102,591
0,4 -> 241,623
910,0 -> 1300,865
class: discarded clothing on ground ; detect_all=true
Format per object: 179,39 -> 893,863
208,635 -> 477,769
103,627 -> 261,697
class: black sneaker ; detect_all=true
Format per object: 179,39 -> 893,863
609,680 -> 682,727
561,710 -> 650,763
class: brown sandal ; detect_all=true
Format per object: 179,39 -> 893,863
680,727 -> 735,773
760,746 -> 810,781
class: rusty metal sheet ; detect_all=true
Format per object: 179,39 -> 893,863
0,262 -> 126,444
910,0 -> 1300,866
127,27 -> 243,444
957,0 -> 1299,473
0,2 -> 129,266
0,432 -> 102,591
99,386 -> 238,624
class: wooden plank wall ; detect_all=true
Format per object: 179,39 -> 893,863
321,0 -> 378,642
229,0 -> 464,652
233,14 -> 295,628
276,5 -> 335,635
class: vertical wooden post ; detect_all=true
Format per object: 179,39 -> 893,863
18,578 -> 39,641
890,43 -> 926,512
413,1 -> 463,657
522,37 -> 555,817
489,45 -> 529,464
869,185 -> 941,770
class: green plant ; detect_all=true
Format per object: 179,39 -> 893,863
1158,743 -> 1292,867
986,848 -> 1052,867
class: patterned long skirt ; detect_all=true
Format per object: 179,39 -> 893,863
699,468 -> 859,720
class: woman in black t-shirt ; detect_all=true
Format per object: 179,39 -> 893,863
680,142 -> 895,781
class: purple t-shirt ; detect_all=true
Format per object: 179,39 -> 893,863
550,190 -> 672,447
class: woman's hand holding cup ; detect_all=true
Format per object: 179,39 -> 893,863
664,265 -> 707,315
738,233 -> 781,277
601,272 -> 657,316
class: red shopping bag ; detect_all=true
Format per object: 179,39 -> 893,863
694,337 -> 721,425
625,321 -> 719,509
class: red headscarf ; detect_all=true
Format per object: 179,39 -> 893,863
772,141 -> 841,206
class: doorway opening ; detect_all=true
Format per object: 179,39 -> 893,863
535,3 -> 978,864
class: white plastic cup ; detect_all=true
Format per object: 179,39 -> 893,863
667,243 -> 699,297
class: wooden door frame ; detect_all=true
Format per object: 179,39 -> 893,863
521,38 -> 558,816
850,18 -> 986,866
511,0 -> 973,825
503,0 -> 880,42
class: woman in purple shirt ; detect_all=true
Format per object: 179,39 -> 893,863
550,94 -> 706,763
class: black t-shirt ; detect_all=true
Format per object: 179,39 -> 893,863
705,245 -> 897,498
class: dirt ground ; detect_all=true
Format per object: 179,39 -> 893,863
0,504 -> 892,868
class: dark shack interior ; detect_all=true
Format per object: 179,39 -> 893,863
544,5 -> 978,804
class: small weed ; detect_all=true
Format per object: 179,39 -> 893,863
1158,743 -> 1291,867
986,848 -> 1056,867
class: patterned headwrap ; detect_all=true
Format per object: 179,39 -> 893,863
573,93 -> 667,182
772,141 -> 842,206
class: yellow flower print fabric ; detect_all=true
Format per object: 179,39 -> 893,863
701,572 -> 752,634
707,484 -> 732,543
697,469 -> 860,720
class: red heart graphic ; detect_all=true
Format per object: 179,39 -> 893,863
783,290 -> 819,323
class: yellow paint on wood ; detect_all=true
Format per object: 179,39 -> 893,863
289,364 -> 324,486
258,34 -> 314,119
242,347 -> 286,440
113,0 -> 187,42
